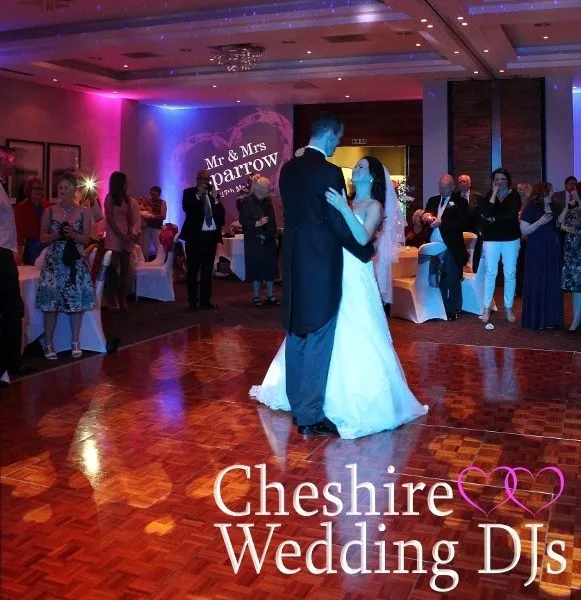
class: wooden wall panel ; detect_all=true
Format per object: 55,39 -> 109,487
293,101 -> 423,221
450,81 -> 492,195
500,79 -> 544,186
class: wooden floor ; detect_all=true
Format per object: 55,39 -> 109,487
1,325 -> 580,599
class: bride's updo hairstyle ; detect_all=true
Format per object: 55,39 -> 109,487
362,155 -> 386,208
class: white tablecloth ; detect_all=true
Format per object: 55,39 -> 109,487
216,235 -> 245,280
392,246 -> 419,279
18,265 -> 44,346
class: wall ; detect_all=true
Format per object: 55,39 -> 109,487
293,100 -> 423,215
572,90 -> 581,180
133,104 -> 293,227
423,81 -> 449,200
0,77 -> 125,196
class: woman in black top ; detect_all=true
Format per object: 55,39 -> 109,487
479,168 -> 522,323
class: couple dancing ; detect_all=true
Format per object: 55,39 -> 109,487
250,112 -> 428,439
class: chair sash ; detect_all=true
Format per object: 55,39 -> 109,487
419,251 -> 446,288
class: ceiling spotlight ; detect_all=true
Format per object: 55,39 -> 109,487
462,22 -> 468,26
345,95 -> 350,98
212,84 -> 217,88
416,43 -> 421,47
427,24 -> 433,28
473,71 -> 479,74
123,64 -> 129,68
52,78 -> 58,82
543,35 -> 549,39
306,50 -> 312,54
337,77 -> 342,80
236,100 -> 241,103
484,49 -> 489,53
113,91 -> 118,94
500,69 -> 505,73
457,16 -> 464,20
421,18 -> 427,23
453,50 -> 460,54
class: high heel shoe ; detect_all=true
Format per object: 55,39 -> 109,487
43,344 -> 58,360
566,323 -> 580,334
71,341 -> 83,359
479,307 -> 491,323
505,308 -> 516,323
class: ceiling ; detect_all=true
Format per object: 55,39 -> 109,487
1,0 -> 580,107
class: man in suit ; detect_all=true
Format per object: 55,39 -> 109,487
280,112 -> 375,436
0,146 -> 35,387
423,174 -> 469,321
457,173 -> 484,273
553,176 -> 578,211
180,168 -> 226,310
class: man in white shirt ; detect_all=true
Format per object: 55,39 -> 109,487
0,146 -> 34,386
457,173 -> 484,273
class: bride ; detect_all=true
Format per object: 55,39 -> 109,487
250,155 -> 428,439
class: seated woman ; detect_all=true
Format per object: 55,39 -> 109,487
36,172 -> 96,359
14,176 -> 50,265
239,177 -> 279,306
405,209 -> 431,248
139,185 -> 167,260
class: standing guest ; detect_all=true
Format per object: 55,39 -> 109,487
180,169 -> 226,310
515,182 -> 533,297
75,186 -> 104,243
457,174 -> 484,272
14,176 -> 50,265
239,176 -> 280,306
520,181 -> 563,330
104,171 -> 141,312
423,174 -> 468,321
0,146 -> 35,385
479,168 -> 522,324
553,176 -> 578,211
36,172 -> 96,359
140,185 -> 167,260
557,183 -> 581,332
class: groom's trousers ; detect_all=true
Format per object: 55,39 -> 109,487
285,314 -> 338,426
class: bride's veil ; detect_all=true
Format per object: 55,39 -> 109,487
373,164 -> 406,304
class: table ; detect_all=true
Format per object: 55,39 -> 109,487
392,246 -> 419,279
216,234 -> 245,280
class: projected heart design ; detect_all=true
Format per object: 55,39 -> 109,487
171,109 -> 293,198
457,466 -> 565,517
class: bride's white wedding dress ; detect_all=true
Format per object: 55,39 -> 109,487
250,217 -> 428,439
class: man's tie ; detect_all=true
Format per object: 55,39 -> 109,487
203,193 -> 213,227
440,196 -> 448,209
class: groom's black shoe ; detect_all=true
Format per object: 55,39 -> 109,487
297,420 -> 338,436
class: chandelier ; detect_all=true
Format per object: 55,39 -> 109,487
209,44 -> 265,72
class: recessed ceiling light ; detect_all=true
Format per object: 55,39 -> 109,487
337,77 -> 342,80
236,100 -> 240,103
306,50 -> 312,54
416,43 -> 421,47
113,91 -> 118,94
484,49 -> 489,53
500,69 -> 505,73
462,22 -> 468,26
421,18 -> 427,23
212,84 -> 217,88
427,24 -> 433,28
473,71 -> 479,74
543,35 -> 549,39
345,95 -> 350,98
123,64 -> 129,68
454,50 -> 460,54
52,78 -> 58,82
457,16 -> 464,20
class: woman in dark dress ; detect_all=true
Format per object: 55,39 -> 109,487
520,181 -> 563,329
239,176 -> 279,306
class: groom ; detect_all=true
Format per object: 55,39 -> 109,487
279,112 -> 375,436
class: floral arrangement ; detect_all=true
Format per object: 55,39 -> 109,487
392,177 -> 415,219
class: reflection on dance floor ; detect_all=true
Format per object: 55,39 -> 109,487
1,325 -> 579,598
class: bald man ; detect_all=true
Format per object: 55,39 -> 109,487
423,174 -> 469,320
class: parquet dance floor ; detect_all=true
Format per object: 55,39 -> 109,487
1,325 -> 580,599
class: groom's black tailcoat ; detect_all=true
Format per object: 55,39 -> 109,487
280,147 -> 374,335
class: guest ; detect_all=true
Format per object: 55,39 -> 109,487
404,209 -> 430,248
14,176 -> 50,265
557,184 -> 581,332
236,173 -> 260,213
423,174 -> 468,321
36,172 -> 96,359
239,176 -> 280,306
180,168 -> 226,310
75,186 -> 104,242
104,171 -> 141,312
0,146 -> 35,385
140,185 -> 167,260
552,176 -> 578,211
457,174 -> 484,273
479,168 -> 521,324
515,182 -> 533,297
520,182 -> 563,330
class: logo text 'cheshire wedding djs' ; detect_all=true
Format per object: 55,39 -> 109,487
212,463 -> 567,593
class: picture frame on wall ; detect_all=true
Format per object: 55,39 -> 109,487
47,143 -> 81,202
6,139 -> 46,202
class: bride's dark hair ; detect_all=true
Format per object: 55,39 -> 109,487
362,155 -> 386,208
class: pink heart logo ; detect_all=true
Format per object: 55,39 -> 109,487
457,466 -> 516,516
457,466 -> 565,517
506,467 -> 565,517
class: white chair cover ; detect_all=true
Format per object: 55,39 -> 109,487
51,250 -> 111,353
391,242 -> 448,323
462,232 -> 478,273
461,248 -> 498,315
134,233 -> 178,302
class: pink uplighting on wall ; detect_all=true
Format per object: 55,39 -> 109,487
574,89 -> 581,179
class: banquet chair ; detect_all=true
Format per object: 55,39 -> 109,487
134,233 -> 178,302
461,249 -> 498,315
391,242 -> 448,323
52,250 -> 112,353
462,232 -> 478,274
87,246 -> 98,270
